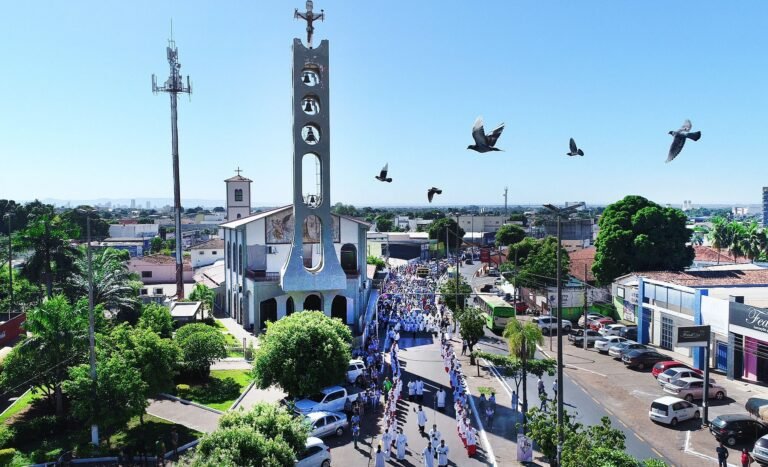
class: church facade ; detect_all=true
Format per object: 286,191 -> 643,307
221,205 -> 371,333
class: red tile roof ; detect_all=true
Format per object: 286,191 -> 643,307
693,245 -> 748,264
569,248 -> 596,282
636,269 -> 768,287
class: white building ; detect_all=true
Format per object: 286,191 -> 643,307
108,223 -> 159,239
190,239 -> 225,268
225,171 -> 252,221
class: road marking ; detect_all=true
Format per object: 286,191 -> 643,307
684,430 -> 739,467
563,364 -> 607,377
651,448 -> 663,458
634,432 -> 645,442
604,407 -> 614,416
616,419 -> 628,428
466,361 -> 499,467
590,396 -> 600,405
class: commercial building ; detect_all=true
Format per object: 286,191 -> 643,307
190,238 -> 225,268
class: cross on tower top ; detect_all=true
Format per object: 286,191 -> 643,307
235,167 -> 242,176
294,1 -> 324,48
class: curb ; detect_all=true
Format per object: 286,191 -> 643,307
229,380 -> 257,411
158,393 -> 224,415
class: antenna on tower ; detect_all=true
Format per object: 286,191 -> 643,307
503,187 -> 508,215
152,34 -> 192,300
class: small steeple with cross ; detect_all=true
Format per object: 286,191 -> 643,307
294,1 -> 324,48
235,166 -> 242,176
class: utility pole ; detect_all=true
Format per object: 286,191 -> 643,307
153,33 -> 192,300
503,187 -> 508,216
583,263 -> 588,351
542,202 -> 584,467
3,213 -> 13,322
77,209 -> 98,446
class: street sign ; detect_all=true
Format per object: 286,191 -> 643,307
676,325 -> 710,347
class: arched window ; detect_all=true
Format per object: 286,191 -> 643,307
227,241 -> 231,269
236,213 -> 242,219
331,295 -> 347,323
234,188 -> 243,202
340,244 -> 357,273
238,244 -> 243,275
286,297 -> 295,316
303,294 -> 322,312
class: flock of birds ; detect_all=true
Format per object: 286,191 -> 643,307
374,116 -> 702,203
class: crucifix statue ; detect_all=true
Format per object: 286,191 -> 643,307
294,1 -> 324,48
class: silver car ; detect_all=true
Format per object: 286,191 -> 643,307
595,336 -> 628,353
304,411 -> 348,438
663,377 -> 726,402
657,367 -> 704,387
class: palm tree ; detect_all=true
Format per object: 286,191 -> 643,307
503,319 -> 543,430
69,247 -> 139,316
189,283 -> 216,317
708,217 -> 730,264
742,222 -> 766,263
728,222 -> 747,263
16,208 -> 80,298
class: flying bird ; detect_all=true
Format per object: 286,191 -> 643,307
567,138 -> 584,157
375,163 -> 392,182
427,187 -> 442,203
467,116 -> 505,153
666,119 -> 701,163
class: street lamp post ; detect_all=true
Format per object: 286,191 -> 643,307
542,202 -> 584,467
78,209 -> 99,446
4,213 -> 13,322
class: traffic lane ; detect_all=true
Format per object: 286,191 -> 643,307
473,327 -> 665,463
545,338 -> 739,466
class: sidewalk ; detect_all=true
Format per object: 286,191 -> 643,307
146,397 -> 221,434
210,357 -> 252,371
217,317 -> 258,347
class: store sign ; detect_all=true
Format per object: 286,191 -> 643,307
480,248 -> 490,263
676,325 -> 710,347
729,302 -> 768,334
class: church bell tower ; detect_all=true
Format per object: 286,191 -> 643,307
224,168 -> 252,221
281,1 -> 346,292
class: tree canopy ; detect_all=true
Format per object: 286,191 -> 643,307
455,306 -> 485,350
428,218 -> 465,253
175,323 -> 227,378
439,276 -> 472,314
495,224 -> 526,247
505,237 -> 569,289
251,311 -> 352,396
593,195 -> 694,285
138,303 -> 175,338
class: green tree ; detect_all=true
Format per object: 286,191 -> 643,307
439,276 -> 472,314
367,255 -> 386,269
742,222 -> 766,263
104,324 -> 181,396
151,236 -> 164,253
456,306 -> 485,351
175,323 -> 227,379
516,236 -> 570,289
193,402 -> 308,467
708,217 -> 732,264
252,311 -> 351,396
593,195 -> 694,284
428,218 -> 465,254
506,237 -> 540,268
61,206 -> 111,239
63,352 -> 148,443
138,303 -> 174,338
375,215 -> 394,232
495,224 -> 526,247
68,247 -> 139,316
189,283 -> 216,316
503,319 -> 543,430
0,265 -> 42,314
16,206 -> 81,298
0,295 -> 88,416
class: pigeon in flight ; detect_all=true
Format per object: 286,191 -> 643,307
467,116 -> 505,153
427,187 -> 442,203
666,119 -> 701,163
375,163 -> 392,182
567,138 -> 584,157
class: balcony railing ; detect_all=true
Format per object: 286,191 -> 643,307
247,270 -> 280,282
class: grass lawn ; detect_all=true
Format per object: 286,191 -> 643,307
176,369 -> 253,411
0,389 -> 41,425
226,347 -> 245,358
221,331 -> 239,346
2,399 -> 200,465
212,319 -> 226,330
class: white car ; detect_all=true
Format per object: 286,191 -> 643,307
346,360 -> 366,385
304,411 -> 348,438
534,316 -> 573,335
599,324 -> 627,337
648,396 -> 700,427
294,386 -> 358,414
657,367 -> 704,387
296,436 -> 331,467
594,336 -> 628,353
578,313 -> 606,328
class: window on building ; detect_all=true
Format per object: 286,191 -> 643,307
212,251 -> 217,255
140,288 -> 148,295
154,288 -> 163,295
199,251 -> 204,255
141,271 -> 152,278
661,317 -> 674,350
234,189 -> 243,202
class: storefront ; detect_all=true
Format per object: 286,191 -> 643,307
727,301 -> 768,384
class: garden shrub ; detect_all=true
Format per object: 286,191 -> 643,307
176,384 -> 191,398
0,448 -> 15,465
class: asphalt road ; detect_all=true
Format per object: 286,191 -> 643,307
460,262 -> 666,463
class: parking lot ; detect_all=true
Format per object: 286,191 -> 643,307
528,315 -> 768,466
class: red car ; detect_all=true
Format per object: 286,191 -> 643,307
651,361 -> 702,379
589,317 -> 615,331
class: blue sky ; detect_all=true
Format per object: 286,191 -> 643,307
0,1 -> 766,207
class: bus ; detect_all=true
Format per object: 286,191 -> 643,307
475,294 -> 516,332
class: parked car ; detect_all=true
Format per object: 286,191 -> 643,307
590,317 -> 616,331
294,386 -> 360,414
652,361 -> 699,379
663,377 -> 727,402
569,329 -> 602,347
594,335 -> 628,354
488,269 -> 500,277
619,326 -> 638,341
599,324 -> 628,337
494,278 -> 505,286
346,359 -> 366,385
622,349 -> 670,370
752,434 -> 768,465
296,436 -> 331,467
648,396 -> 700,427
657,367 -> 706,387
578,313 -> 606,328
534,316 -> 573,335
304,411 -> 349,438
608,341 -> 645,359
710,414 -> 768,447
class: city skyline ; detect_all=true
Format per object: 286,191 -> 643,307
1,1 -> 766,206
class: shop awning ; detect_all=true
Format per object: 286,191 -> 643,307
746,397 -> 768,422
